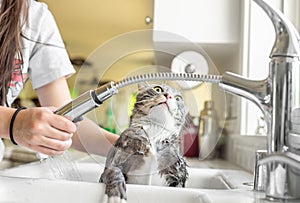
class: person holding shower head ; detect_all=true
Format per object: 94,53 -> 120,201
0,0 -> 118,161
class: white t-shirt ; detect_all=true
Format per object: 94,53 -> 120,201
0,0 -> 75,161
7,0 -> 75,105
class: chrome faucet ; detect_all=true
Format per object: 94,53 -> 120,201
219,0 -> 300,200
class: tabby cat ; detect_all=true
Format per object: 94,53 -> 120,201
99,83 -> 189,202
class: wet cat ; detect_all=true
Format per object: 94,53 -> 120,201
99,83 -> 189,203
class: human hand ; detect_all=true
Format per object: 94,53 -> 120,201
11,107 -> 77,156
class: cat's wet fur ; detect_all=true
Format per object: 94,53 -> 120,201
99,83 -> 189,202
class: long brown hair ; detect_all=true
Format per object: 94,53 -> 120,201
0,0 -> 28,105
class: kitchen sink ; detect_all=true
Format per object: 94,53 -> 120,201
0,158 -> 255,203
0,175 -> 256,203
0,160 -> 252,190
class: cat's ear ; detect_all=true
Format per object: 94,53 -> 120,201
137,82 -> 149,91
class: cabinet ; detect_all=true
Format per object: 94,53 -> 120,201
152,0 -> 242,70
153,0 -> 240,44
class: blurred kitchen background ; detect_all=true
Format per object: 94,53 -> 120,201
2,0 -> 300,173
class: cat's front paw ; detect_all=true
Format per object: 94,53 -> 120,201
102,194 -> 127,203
102,181 -> 127,203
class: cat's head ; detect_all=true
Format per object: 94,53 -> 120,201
130,83 -> 188,130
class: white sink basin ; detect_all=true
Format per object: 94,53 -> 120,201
0,175 -> 259,203
0,160 -> 256,203
0,161 -> 252,190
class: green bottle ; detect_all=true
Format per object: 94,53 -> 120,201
104,106 -> 116,133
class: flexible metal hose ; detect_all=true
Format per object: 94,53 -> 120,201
115,72 -> 222,89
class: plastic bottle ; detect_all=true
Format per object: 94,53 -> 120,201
104,106 -> 116,133
180,115 -> 199,157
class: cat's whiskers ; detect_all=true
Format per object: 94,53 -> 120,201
134,99 -> 154,104
143,119 -> 178,136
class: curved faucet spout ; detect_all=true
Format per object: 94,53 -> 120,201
253,0 -> 300,57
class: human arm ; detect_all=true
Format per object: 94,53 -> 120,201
35,76 -> 119,156
0,103 -> 76,156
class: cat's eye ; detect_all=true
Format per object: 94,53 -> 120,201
153,86 -> 164,93
175,95 -> 182,101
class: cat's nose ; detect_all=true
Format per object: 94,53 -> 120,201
164,93 -> 173,100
